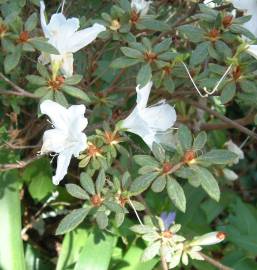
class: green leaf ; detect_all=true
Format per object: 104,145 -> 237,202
80,172 -> 95,195
178,124 -> 192,151
152,142 -> 165,163
136,64 -> 152,87
137,19 -> 169,31
96,169 -> 106,194
193,131 -> 207,150
121,47 -> 144,59
29,38 -> 59,54
96,211 -> 108,229
0,171 -> 26,270
56,208 -> 90,235
74,229 -> 117,270
26,75 -> 47,86
221,81 -> 236,104
65,184 -> 89,200
195,166 -> 220,201
104,201 -> 123,213
4,49 -> 22,73
134,155 -> 159,167
178,25 -> 205,43
56,228 -> 88,270
190,42 -> 210,66
167,176 -> 186,212
141,241 -> 161,262
24,12 -> 37,32
64,74 -> 83,85
110,57 -> 140,68
34,86 -> 49,97
119,246 -> 158,270
239,80 -> 256,93
197,150 -> 237,165
151,175 -> 166,193
153,38 -> 172,54
62,85 -> 90,102
129,172 -> 159,195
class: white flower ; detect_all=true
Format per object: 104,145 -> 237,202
225,140 -> 244,164
121,81 -> 177,149
40,100 -> 88,185
203,0 -> 217,8
40,1 -> 106,77
230,0 -> 257,36
169,232 -> 226,268
131,0 -> 151,16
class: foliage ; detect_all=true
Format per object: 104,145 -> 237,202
0,0 -> 257,270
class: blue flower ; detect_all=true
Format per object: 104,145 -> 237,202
160,211 -> 176,231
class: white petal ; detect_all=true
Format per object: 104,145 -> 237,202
38,52 -> 50,65
40,100 -> 69,130
67,23 -> 106,53
52,152 -> 72,185
71,132 -> 88,157
142,102 -> 176,131
131,0 -> 151,16
188,251 -> 204,261
225,140 -> 244,164
41,129 -> 68,154
136,81 -> 153,109
190,232 -> 226,246
40,1 -> 48,37
67,104 -> 88,131
247,45 -> 257,60
60,53 -> 74,77
182,252 -> 189,265
223,168 -> 238,181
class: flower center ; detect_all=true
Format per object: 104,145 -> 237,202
117,195 -> 128,207
222,15 -> 233,28
17,31 -> 30,43
162,230 -> 173,239
163,66 -> 172,75
91,194 -> 103,207
87,143 -> 102,158
110,19 -> 121,31
183,150 -> 196,164
144,51 -> 158,63
208,28 -> 220,42
162,162 -> 173,174
0,23 -> 8,38
130,10 -> 140,24
104,131 -> 120,145
48,76 -> 65,91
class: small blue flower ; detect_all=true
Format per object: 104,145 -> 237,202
160,211 -> 176,231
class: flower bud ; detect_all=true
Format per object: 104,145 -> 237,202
190,232 -> 226,246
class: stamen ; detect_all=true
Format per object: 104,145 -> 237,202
182,62 -> 232,97
128,198 -> 143,226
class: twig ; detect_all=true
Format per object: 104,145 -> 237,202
199,252 -> 233,270
0,154 -> 43,172
0,72 -> 38,99
184,99 -> 257,141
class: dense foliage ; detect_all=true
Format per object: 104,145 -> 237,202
0,0 -> 257,269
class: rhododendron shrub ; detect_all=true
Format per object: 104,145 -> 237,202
0,1 -> 256,270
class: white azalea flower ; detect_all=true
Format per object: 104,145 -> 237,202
230,0 -> 257,36
131,0 -> 151,16
121,81 -> 177,149
40,1 -> 106,77
225,140 -> 244,164
40,100 -> 88,185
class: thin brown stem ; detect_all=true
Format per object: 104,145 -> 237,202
199,252 -> 233,270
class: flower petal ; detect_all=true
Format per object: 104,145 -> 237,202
67,104 -> 88,131
136,81 -> 153,109
40,1 -> 49,37
41,128 -> 68,154
190,232 -> 226,246
142,102 -> 177,131
60,53 -> 74,77
40,100 -> 69,130
67,23 -> 106,53
52,152 -> 72,185
247,45 -> 257,60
